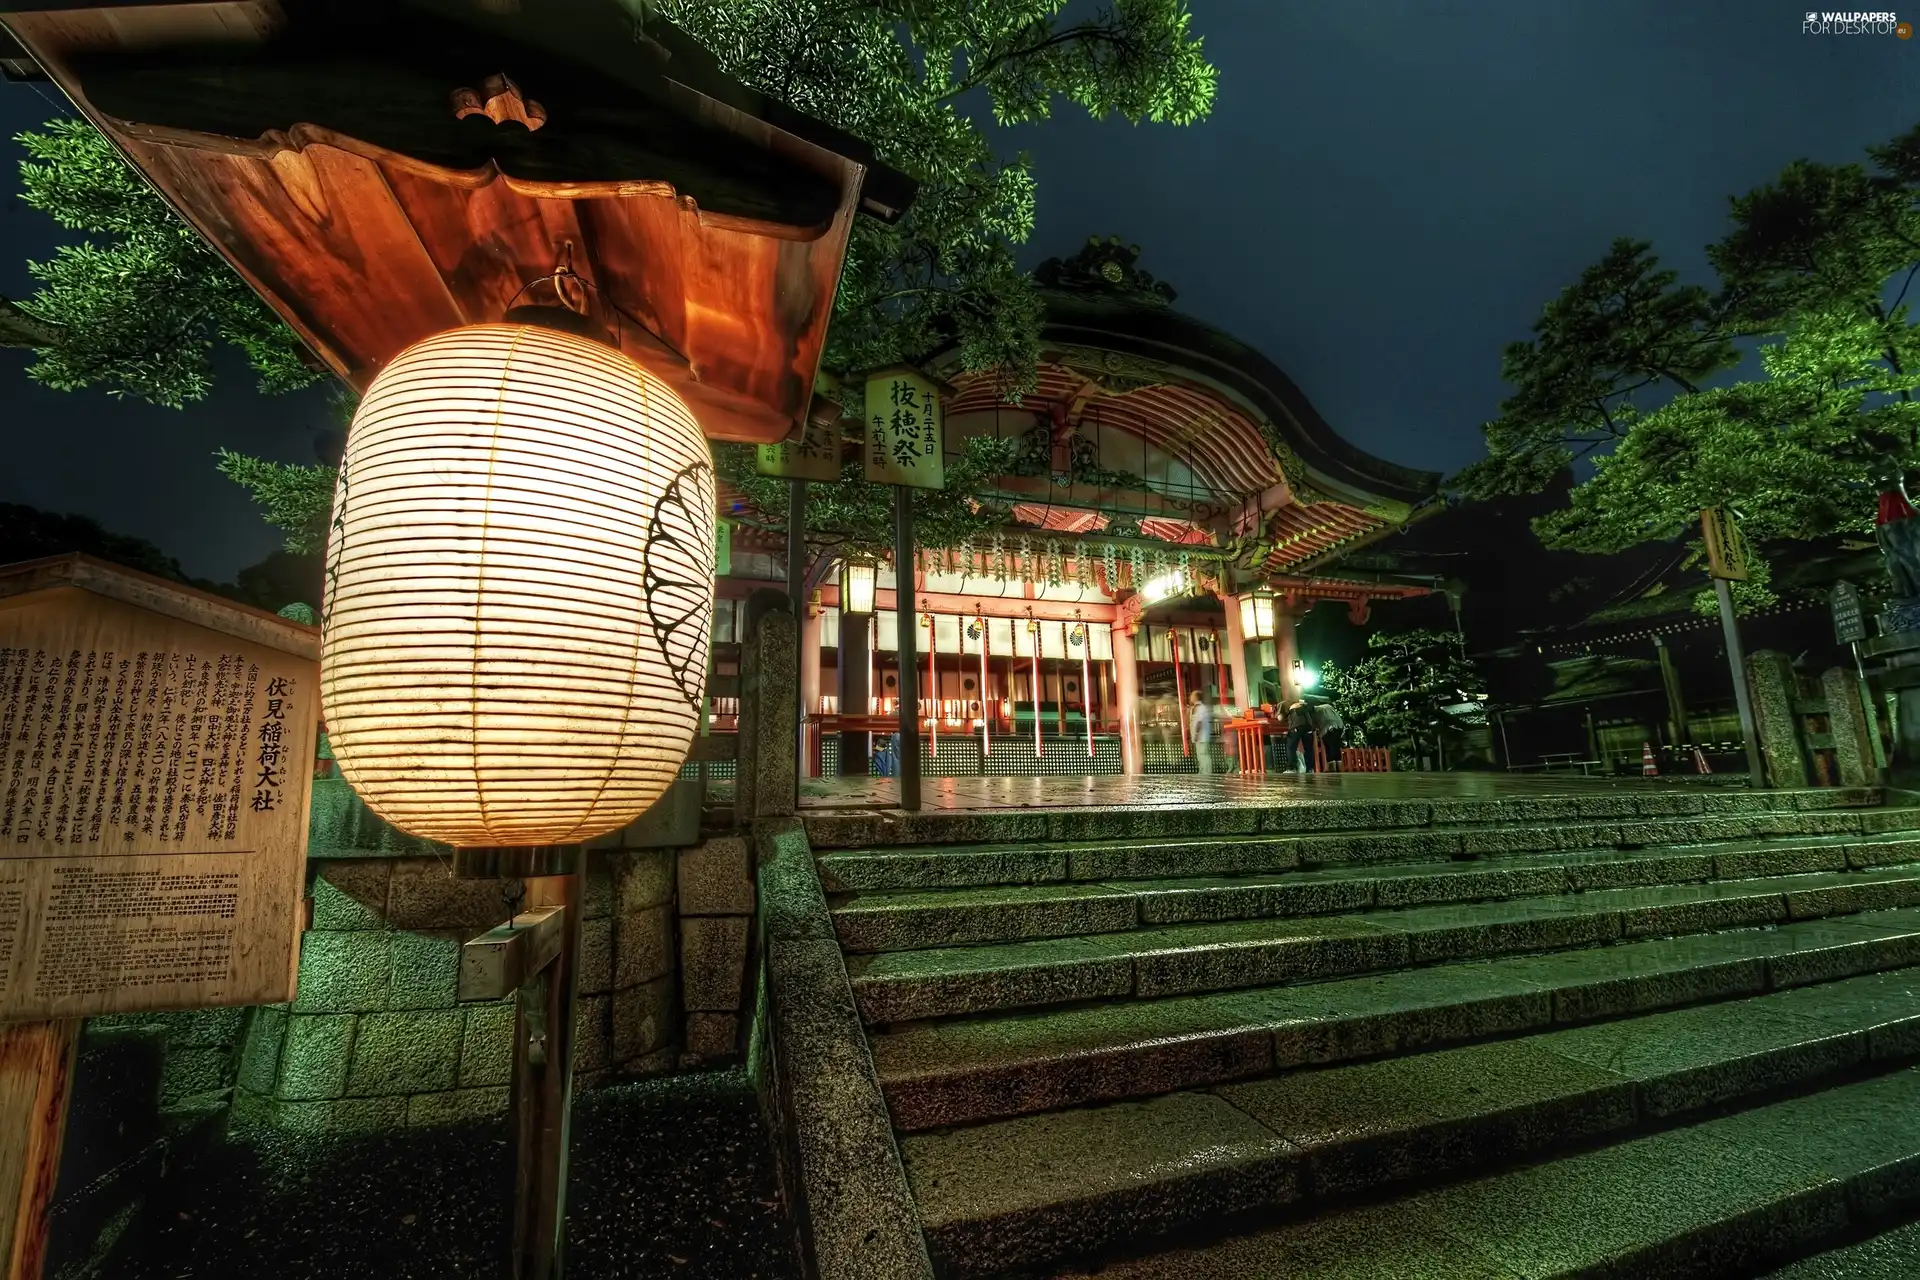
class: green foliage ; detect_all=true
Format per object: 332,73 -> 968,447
7,118 -> 321,405
1460,124 -> 1920,612
718,433 -> 1026,557
1319,628 -> 1484,755
0,501 -> 193,582
657,0 -> 1215,392
0,501 -> 317,611
9,5 -> 1214,552
214,450 -> 337,554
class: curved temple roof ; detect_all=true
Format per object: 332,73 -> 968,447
931,237 -> 1443,578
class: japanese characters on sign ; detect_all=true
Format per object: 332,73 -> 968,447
755,416 -> 842,482
1701,508 -> 1749,582
251,675 -> 293,815
0,561 -> 318,1020
862,366 -> 946,490
1832,581 -> 1868,645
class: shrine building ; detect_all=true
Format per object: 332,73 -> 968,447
713,237 -> 1444,776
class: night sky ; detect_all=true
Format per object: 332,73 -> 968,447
2,0 -> 1916,582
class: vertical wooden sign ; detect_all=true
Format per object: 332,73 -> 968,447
863,366 -> 945,490
0,556 -> 320,1020
755,418 -> 842,482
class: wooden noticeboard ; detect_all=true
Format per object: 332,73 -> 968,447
755,417 -> 843,482
1832,580 -> 1868,646
0,555 -> 320,1021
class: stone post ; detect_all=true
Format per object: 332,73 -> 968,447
1112,626 -> 1143,775
1823,666 -> 1876,787
737,590 -> 799,825
1747,650 -> 1808,788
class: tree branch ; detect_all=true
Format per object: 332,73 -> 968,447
0,296 -> 66,349
934,22 -> 1135,102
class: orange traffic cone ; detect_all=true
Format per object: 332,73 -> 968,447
1641,742 -> 1659,777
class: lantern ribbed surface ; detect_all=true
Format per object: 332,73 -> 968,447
321,323 -> 716,847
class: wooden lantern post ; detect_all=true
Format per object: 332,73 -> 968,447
0,556 -> 320,1279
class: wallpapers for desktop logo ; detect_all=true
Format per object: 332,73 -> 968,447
1802,10 -> 1912,35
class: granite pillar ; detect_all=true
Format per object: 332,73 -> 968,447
738,592 -> 799,825
1823,666 -> 1876,787
1748,650 -> 1808,788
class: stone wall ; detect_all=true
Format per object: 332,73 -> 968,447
83,1007 -> 247,1118
83,751 -> 748,1133
231,848 -> 683,1133
677,834 -> 755,1064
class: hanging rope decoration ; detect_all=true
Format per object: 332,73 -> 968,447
957,538 -> 975,581
1045,539 -> 1064,588
1076,548 -> 1094,589
990,534 -> 1008,582
1129,547 -> 1145,588
1017,535 -> 1033,584
1102,543 -> 1118,591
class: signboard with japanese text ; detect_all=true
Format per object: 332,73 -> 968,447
0,556 -> 319,1020
863,366 -> 945,490
754,416 -> 842,482
1701,508 -> 1749,581
1832,581 -> 1867,645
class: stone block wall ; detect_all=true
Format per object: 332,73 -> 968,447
232,848 -> 683,1133
678,835 -> 756,1064
83,1006 -> 248,1117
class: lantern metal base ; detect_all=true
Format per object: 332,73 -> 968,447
451,845 -> 582,880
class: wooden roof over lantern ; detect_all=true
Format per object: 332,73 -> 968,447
0,0 -> 914,444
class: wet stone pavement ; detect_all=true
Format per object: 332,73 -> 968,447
85,1070 -> 798,1279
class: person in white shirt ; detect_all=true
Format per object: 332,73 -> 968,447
1189,691 -> 1214,775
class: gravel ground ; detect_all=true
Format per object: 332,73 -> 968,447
86,1069 -> 797,1280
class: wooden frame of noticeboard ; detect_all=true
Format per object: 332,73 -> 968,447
0,554 -> 319,1278
0,555 -> 320,1022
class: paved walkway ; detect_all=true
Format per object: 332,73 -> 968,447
798,771 -> 1739,812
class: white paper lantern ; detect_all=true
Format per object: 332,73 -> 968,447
321,323 -> 716,847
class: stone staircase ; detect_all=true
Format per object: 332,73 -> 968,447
799,783 -> 1920,1278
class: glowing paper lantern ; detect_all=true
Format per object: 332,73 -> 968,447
1239,592 -> 1277,641
321,323 -> 716,848
840,561 -> 878,615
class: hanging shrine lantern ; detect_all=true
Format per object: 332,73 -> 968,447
1240,591 -> 1279,641
321,323 -> 716,853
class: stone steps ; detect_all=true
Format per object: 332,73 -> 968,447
874,906 -> 1920,1131
816,801 -> 1914,892
828,833 -> 1920,954
1760,1214 -> 1920,1277
903,970 -> 1920,1277
846,864 -> 1920,1024
800,784 -> 1884,852
1042,1061 -> 1920,1279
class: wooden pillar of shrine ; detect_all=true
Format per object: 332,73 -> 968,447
1113,625 -> 1143,774
1275,602 -> 1303,706
1222,593 -> 1253,715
